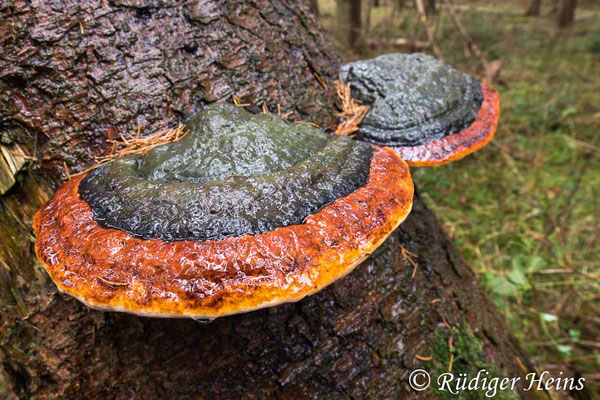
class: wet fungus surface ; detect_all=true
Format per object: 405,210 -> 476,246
342,53 -> 500,166
80,104 -> 374,242
33,104 -> 414,318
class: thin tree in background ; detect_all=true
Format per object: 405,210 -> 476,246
350,0 -> 362,43
557,0 -> 576,27
336,0 -> 363,47
425,0 -> 437,15
366,0 -> 374,35
390,0 -> 406,24
309,0 -> 319,17
415,0 -> 443,58
525,0 -> 543,16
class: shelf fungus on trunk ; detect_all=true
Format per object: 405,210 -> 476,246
33,104 -> 414,319
342,53 -> 500,166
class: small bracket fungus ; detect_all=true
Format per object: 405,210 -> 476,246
33,104 -> 414,319
342,53 -> 500,166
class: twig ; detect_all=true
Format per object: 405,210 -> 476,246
414,0 -> 443,59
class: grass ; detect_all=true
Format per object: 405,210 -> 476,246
319,0 -> 600,392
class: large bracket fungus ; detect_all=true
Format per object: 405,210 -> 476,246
33,104 -> 414,319
342,53 -> 500,166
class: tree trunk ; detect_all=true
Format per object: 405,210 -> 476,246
525,0 -> 543,16
426,0 -> 436,15
0,0 -> 557,399
308,0 -> 319,17
336,0 -> 362,48
557,0 -> 576,27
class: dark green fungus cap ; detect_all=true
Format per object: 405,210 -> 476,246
342,53 -> 483,147
79,104 -> 374,242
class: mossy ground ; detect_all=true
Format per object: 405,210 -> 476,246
320,0 -> 600,393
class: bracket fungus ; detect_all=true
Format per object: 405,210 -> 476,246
33,104 -> 414,319
342,53 -> 500,166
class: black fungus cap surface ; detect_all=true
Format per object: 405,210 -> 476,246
79,104 -> 374,242
342,53 -> 483,147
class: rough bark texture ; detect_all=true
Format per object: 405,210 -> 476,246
0,1 -> 555,399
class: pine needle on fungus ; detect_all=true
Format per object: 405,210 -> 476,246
334,76 -> 369,137
97,276 -> 128,288
67,84 -> 365,179
69,123 -> 188,177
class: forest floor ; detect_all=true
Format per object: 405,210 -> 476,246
319,0 -> 600,393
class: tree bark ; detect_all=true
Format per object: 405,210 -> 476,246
557,0 -> 576,27
0,0 -> 556,399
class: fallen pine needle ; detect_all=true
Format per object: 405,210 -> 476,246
98,123 -> 187,162
440,311 -> 456,372
63,161 -> 71,179
334,75 -> 369,137
232,94 -> 250,107
97,276 -> 128,287
313,71 -> 328,89
399,246 -> 420,278
294,120 -> 320,128
8,150 -> 37,161
69,123 -> 188,178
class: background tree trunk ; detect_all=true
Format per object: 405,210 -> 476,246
0,0 -> 558,398
308,0 -> 319,17
336,0 -> 363,48
557,0 -> 576,27
425,0 -> 437,15
525,0 -> 543,16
